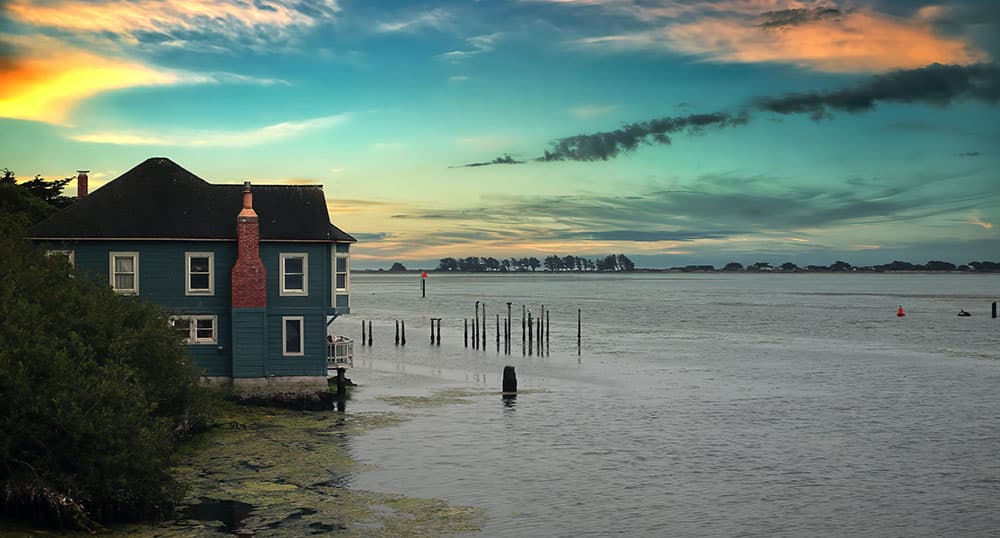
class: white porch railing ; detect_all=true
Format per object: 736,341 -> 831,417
327,337 -> 354,369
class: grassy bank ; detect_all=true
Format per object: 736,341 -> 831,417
0,400 -> 483,537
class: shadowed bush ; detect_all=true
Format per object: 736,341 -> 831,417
0,225 -> 215,529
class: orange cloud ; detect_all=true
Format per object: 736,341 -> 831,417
0,36 -> 184,124
665,10 -> 985,72
574,6 -> 985,72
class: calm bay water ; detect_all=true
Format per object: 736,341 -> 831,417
339,273 -> 999,537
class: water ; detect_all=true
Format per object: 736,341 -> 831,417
340,273 -> 999,537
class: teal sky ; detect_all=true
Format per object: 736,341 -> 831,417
2,0 -> 998,268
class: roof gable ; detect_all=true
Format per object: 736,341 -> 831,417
30,158 -> 355,242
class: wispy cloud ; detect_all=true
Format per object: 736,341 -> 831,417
371,141 -> 404,150
67,114 -> 349,147
569,104 -> 618,118
5,0 -> 341,52
376,8 -> 450,33
966,215 -> 993,229
448,75 -> 470,82
437,32 -> 503,60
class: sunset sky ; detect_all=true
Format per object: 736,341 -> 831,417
2,0 -> 998,269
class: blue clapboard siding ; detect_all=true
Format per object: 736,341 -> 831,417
232,309 -> 266,378
266,312 -> 328,377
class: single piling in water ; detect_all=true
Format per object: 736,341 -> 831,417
506,302 -> 512,352
401,320 -> 406,346
482,303 -> 487,349
538,306 -> 544,356
464,318 -> 468,348
577,309 -> 581,355
395,320 -> 400,345
496,314 -> 500,351
368,320 -> 373,346
361,320 -> 366,346
430,319 -> 434,344
993,301 -> 997,319
502,365 -> 517,393
474,301 -> 480,350
336,367 -> 346,399
421,278 -> 425,298
528,312 -> 533,356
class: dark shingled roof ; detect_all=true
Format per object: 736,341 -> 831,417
30,158 -> 356,242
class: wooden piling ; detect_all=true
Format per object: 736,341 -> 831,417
401,320 -> 406,346
474,301 -> 480,350
528,313 -> 533,356
496,314 -> 500,351
577,309 -> 581,355
502,365 -> 517,393
395,320 -> 399,345
546,310 -> 550,354
368,320 -> 373,346
482,303 -> 487,349
421,278 -> 425,298
464,318 -> 468,348
336,367 -> 346,398
361,320 -> 366,346
538,306 -> 543,355
430,319 -> 434,343
993,301 -> 997,319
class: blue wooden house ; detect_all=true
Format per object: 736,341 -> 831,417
29,158 -> 355,395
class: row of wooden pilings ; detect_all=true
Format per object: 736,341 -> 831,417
357,305 -> 583,355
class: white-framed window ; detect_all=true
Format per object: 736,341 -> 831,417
282,316 -> 305,356
46,250 -> 75,267
280,253 -> 308,296
335,244 -> 349,292
109,251 -> 139,295
169,315 -> 218,345
185,252 -> 214,295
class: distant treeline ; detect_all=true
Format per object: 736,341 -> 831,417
384,258 -> 1000,273
434,254 -> 635,272
674,260 -> 1000,272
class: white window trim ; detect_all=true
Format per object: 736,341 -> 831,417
279,253 -> 308,296
46,249 -> 75,269
185,251 -> 215,296
282,316 -> 305,356
335,251 -> 349,292
109,251 -> 139,295
169,315 -> 218,345
333,246 -> 350,310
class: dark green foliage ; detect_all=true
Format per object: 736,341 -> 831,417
0,175 -> 214,529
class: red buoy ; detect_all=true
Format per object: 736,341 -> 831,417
897,305 -> 905,317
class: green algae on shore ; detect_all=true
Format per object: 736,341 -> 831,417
25,402 -> 485,537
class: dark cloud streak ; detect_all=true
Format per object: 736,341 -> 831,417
756,62 -> 1000,120
757,7 -> 842,29
461,63 -> 1000,166
539,112 -> 749,161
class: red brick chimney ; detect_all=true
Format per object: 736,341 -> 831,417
77,170 -> 89,198
231,181 -> 267,308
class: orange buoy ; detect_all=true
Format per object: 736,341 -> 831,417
897,305 -> 905,317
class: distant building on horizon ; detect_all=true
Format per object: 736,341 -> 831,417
29,157 -> 355,396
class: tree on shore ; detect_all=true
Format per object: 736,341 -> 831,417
388,262 -> 407,271
0,172 -> 214,530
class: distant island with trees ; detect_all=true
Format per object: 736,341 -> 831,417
377,257 -> 1000,273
